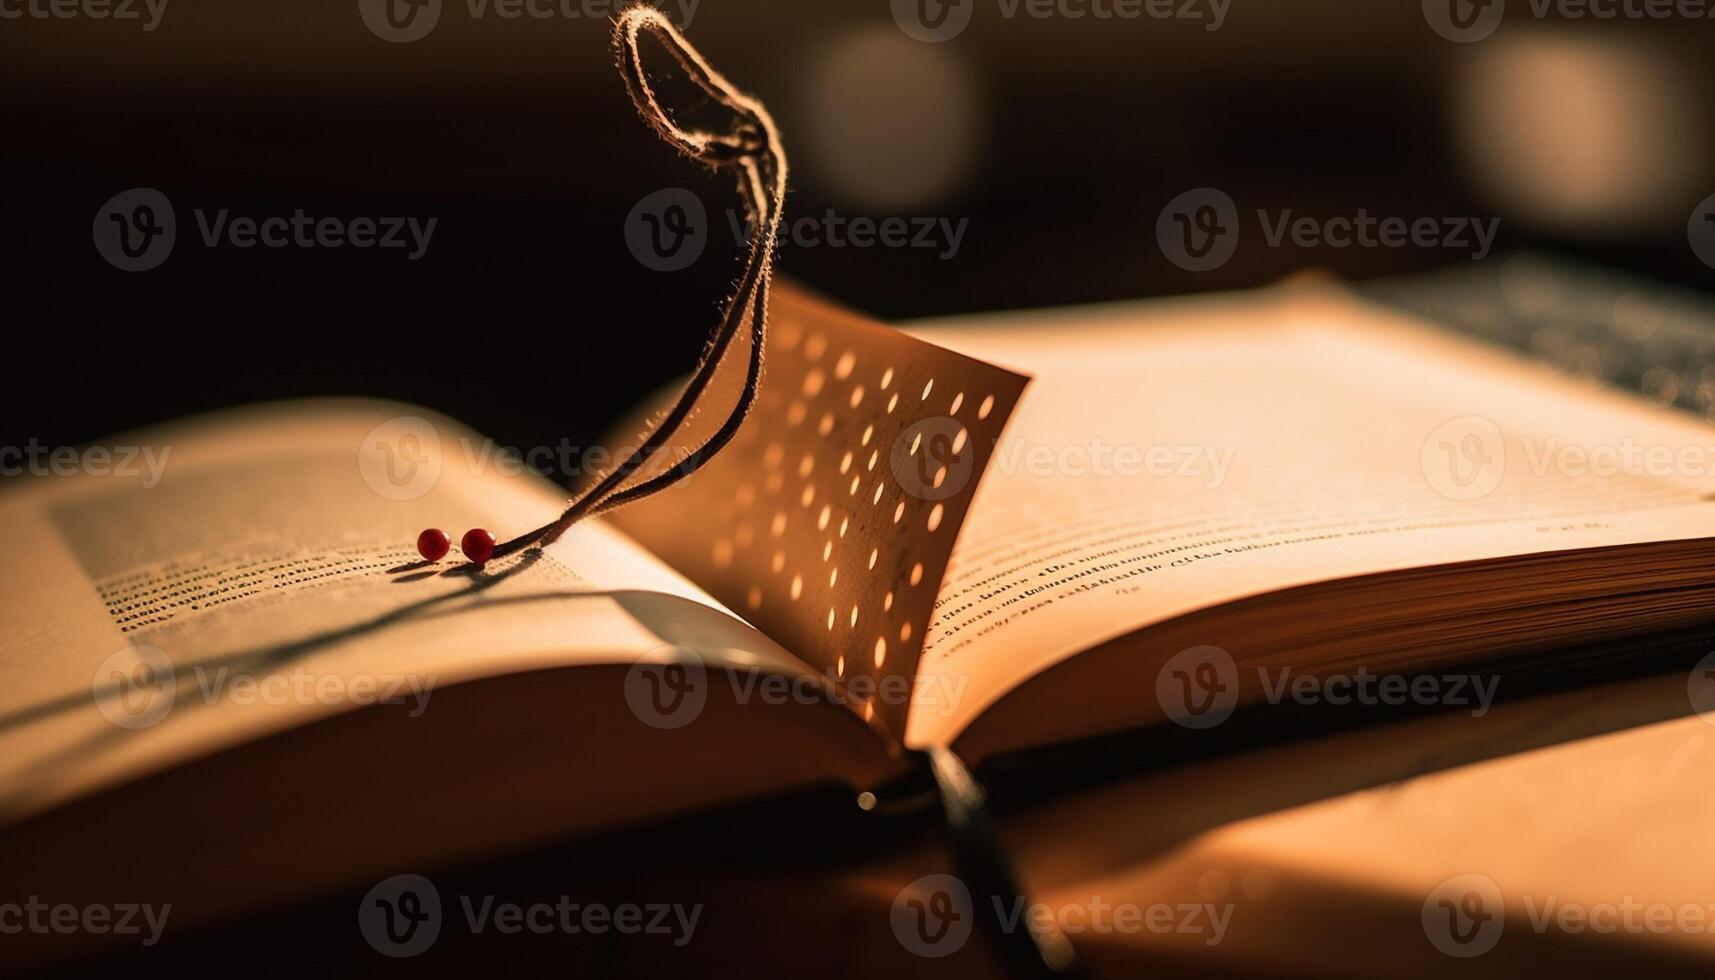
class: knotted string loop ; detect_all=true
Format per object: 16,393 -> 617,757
494,6 -> 786,558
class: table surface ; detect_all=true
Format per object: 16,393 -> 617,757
44,633 -> 1715,979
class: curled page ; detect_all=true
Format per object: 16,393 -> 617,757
609,285 -> 1028,744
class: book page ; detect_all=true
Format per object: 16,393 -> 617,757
902,286 -> 1715,748
608,286 -> 1029,745
0,399 -> 812,821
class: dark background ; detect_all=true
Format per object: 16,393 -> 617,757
4,0 -> 1713,468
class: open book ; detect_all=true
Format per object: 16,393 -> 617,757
4,281 -> 1713,961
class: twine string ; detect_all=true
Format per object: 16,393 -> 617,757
495,6 -> 785,559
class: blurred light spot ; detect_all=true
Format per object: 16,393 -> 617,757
1197,868 -> 1231,901
799,26 -> 981,210
1453,33 -> 1708,236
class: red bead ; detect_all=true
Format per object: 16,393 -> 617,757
416,528 -> 450,562
461,528 -> 496,564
